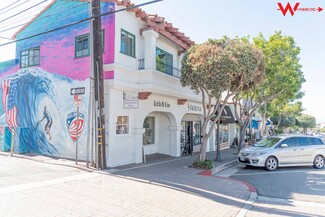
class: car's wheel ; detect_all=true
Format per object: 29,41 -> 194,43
313,155 -> 325,169
265,156 -> 278,171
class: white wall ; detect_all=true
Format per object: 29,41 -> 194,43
114,5 -> 146,69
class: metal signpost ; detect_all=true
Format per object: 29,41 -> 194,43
71,87 -> 84,165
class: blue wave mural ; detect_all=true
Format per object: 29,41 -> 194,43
0,68 -> 89,159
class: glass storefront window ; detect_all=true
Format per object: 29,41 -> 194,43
143,117 -> 155,145
217,124 -> 229,143
193,121 -> 201,145
116,116 -> 129,134
180,121 -> 201,147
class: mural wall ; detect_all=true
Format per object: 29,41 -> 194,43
0,1 -> 115,160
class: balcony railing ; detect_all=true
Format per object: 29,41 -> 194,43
138,59 -> 180,78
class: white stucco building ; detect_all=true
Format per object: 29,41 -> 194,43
104,2 -> 237,167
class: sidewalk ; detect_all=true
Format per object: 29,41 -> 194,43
111,148 -> 253,217
0,148 -> 254,217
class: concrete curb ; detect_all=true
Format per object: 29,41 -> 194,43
198,159 -> 239,176
198,161 -> 257,217
210,176 -> 257,217
212,159 -> 239,175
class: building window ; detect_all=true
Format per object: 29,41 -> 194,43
193,121 -> 201,145
116,116 -> 129,134
143,117 -> 155,145
75,34 -> 90,58
156,47 -> 173,75
120,29 -> 135,57
217,124 -> 229,143
75,30 -> 105,58
20,47 -> 40,68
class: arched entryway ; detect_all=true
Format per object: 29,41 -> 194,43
142,111 -> 177,157
181,114 -> 204,155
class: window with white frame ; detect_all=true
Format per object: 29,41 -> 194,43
116,116 -> 129,134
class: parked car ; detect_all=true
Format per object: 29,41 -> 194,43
238,135 -> 325,171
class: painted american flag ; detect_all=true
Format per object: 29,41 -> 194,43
1,79 -> 18,132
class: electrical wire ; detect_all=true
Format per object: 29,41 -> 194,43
0,0 -> 49,24
0,0 -> 23,13
0,0 -> 31,16
0,2 -> 51,28
0,0 -> 162,47
8,7 -> 91,35
0,3 -> 88,28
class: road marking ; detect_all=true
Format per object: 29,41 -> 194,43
231,169 -> 325,177
236,192 -> 257,217
0,172 -> 99,195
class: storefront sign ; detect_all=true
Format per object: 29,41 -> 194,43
154,100 -> 170,108
188,104 -> 202,112
123,91 -> 139,109
123,100 -> 139,109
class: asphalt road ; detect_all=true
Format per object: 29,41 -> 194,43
229,165 -> 325,204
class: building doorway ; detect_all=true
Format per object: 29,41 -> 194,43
181,121 -> 201,155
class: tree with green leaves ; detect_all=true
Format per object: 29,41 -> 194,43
252,31 -> 305,138
270,101 -> 303,129
296,114 -> 316,134
181,38 -> 264,161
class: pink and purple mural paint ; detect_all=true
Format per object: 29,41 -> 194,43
0,1 -> 115,159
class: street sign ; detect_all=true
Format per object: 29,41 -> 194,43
74,100 -> 82,107
70,87 -> 85,95
74,95 -> 81,100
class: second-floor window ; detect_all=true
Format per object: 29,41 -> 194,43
156,47 -> 173,75
75,34 -> 90,58
120,29 -> 135,57
75,31 -> 105,58
20,47 -> 40,68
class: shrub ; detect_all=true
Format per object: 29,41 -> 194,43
192,159 -> 213,170
275,129 -> 283,134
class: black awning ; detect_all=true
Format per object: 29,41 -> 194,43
219,105 -> 236,124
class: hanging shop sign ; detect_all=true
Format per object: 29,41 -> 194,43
123,91 -> 139,109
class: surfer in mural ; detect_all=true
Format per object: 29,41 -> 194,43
37,106 -> 53,140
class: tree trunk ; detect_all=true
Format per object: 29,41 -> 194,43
260,103 -> 267,139
276,116 -> 282,129
199,135 -> 208,161
238,126 -> 246,153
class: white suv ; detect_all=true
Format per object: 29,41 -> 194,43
238,135 -> 325,171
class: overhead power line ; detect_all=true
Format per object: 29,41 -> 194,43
0,0 -> 23,13
0,0 -> 163,47
0,0 -> 32,16
0,7 -> 90,34
0,0 -> 49,24
0,2 -> 88,29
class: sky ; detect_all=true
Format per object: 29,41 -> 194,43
0,0 -> 325,122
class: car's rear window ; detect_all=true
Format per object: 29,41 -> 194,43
297,137 -> 314,146
312,138 -> 324,145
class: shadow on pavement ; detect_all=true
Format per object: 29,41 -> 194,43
111,148 -> 250,210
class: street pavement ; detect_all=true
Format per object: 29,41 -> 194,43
218,161 -> 325,216
0,148 -> 252,217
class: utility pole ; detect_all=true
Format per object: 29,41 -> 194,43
92,0 -> 106,169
